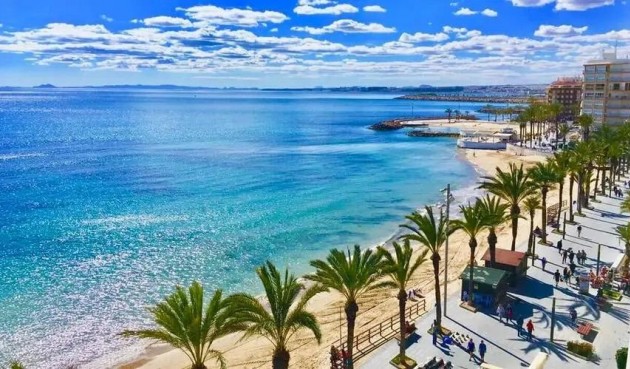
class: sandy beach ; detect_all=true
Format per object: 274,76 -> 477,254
121,144 -> 564,369
406,118 -> 520,133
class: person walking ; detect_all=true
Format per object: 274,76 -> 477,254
467,338 -> 476,362
497,303 -> 505,323
570,261 -> 576,275
516,315 -> 524,337
554,269 -> 561,287
526,319 -> 534,341
432,319 -> 438,345
577,225 -> 582,238
569,249 -> 575,264
563,267 -> 570,285
557,239 -> 563,254
506,303 -> 513,322
541,256 -> 547,271
562,249 -> 568,264
570,307 -> 577,325
479,340 -> 487,362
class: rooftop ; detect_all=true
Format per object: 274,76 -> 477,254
481,248 -> 527,267
460,266 -> 508,287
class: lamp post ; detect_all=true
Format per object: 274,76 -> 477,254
443,184 -> 451,317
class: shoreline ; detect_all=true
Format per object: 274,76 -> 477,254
115,141 -> 550,369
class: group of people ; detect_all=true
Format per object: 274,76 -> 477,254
466,338 -> 487,363
495,302 -> 535,340
613,185 -> 625,198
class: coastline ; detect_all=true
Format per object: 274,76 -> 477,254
116,132 -> 556,369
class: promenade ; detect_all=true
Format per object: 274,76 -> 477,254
361,182 -> 630,368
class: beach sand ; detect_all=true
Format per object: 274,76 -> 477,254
121,146 -> 566,369
407,118 -> 520,133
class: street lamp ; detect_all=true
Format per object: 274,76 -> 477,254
442,184 -> 451,316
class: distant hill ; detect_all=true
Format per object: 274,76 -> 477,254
34,84 -> 57,88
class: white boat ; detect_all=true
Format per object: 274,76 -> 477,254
457,130 -> 515,150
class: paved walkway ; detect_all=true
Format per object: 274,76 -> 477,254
362,180 -> 630,369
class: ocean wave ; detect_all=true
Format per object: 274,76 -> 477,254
0,152 -> 46,161
81,214 -> 189,227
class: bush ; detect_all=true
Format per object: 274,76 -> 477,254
617,347 -> 628,369
568,341 -> 594,358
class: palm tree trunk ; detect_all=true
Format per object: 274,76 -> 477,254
397,290 -> 407,360
541,189 -> 548,244
594,168 -> 600,198
530,122 -> 534,148
432,254 -> 442,326
528,213 -> 534,258
345,301 -> 359,369
488,229 -> 497,267
577,172 -> 584,214
510,205 -> 519,251
601,167 -> 606,196
272,348 -> 291,369
468,239 -> 477,305
569,176 -> 575,222
557,181 -> 564,228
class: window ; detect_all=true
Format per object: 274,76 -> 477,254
613,83 -> 620,90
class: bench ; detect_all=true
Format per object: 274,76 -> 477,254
577,322 -> 593,336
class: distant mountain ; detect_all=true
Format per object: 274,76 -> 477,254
34,84 -> 57,88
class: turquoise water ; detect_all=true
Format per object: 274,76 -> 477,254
0,90 -> 483,367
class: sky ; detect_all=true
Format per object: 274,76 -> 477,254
0,0 -> 629,87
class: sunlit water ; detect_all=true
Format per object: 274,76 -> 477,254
0,89 -> 487,367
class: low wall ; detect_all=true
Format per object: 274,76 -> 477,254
506,143 -> 554,158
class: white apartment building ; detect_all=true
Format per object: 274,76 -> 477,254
581,52 -> 630,126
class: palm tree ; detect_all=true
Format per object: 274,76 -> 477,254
454,109 -> 461,122
400,206 -> 453,326
306,245 -> 384,369
450,200 -> 486,306
377,241 -> 428,362
559,123 -> 571,149
445,108 -> 453,123
622,196 -> 630,213
551,151 -> 571,226
478,195 -> 510,267
478,163 -> 536,251
8,362 -> 26,369
121,281 -> 243,369
528,161 -> 558,244
230,262 -> 322,369
578,114 -> 594,141
616,223 -> 630,268
523,196 -> 541,261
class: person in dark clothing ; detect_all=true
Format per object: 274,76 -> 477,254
563,267 -> 570,285
569,250 -> 575,264
570,261 -> 576,275
577,225 -> 582,237
570,307 -> 577,325
554,269 -> 561,287
467,338 -> 476,361
516,315 -> 524,337
479,340 -> 487,362
557,239 -> 563,254
541,257 -> 547,271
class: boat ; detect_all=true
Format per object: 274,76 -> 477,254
456,130 -> 515,150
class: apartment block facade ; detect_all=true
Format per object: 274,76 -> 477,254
581,52 -> 630,126
546,77 -> 582,120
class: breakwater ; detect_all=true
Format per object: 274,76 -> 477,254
369,116 -> 477,131
407,131 -> 460,138
396,95 -> 532,104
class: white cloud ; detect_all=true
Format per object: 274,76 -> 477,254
100,15 -> 113,22
454,7 -> 478,15
450,2 -> 459,6
292,19 -> 395,34
141,16 -> 193,28
443,26 -> 482,38
510,0 -> 613,10
270,28 -> 279,32
399,32 -> 449,43
294,3 -> 359,15
178,5 -> 289,27
363,5 -> 387,12
454,7 -> 498,16
534,24 -> 588,37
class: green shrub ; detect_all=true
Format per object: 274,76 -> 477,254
567,341 -> 594,358
617,347 -> 628,369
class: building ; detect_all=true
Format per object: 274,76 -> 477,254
581,52 -> 630,126
546,77 -> 582,120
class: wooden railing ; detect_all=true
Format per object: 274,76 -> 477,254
330,298 -> 426,364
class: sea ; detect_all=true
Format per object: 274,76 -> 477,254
0,89 -> 489,368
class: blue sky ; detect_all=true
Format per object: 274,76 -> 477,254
0,0 -> 629,87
